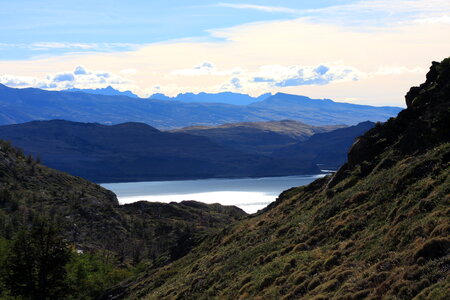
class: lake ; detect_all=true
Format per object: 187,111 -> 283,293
101,175 -> 326,213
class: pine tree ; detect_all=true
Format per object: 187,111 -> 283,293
2,218 -> 71,299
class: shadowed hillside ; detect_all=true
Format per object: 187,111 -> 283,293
109,59 -> 450,299
173,120 -> 345,155
0,120 -> 320,182
274,121 -> 375,170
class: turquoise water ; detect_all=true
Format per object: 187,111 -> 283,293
102,175 -> 325,213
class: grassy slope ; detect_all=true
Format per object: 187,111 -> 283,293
117,60 -> 450,299
173,120 -> 343,140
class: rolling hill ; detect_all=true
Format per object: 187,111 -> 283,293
274,121 -> 376,170
0,120 -> 321,182
172,120 -> 345,155
0,119 -> 377,183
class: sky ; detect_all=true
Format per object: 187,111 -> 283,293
1,0 -> 450,106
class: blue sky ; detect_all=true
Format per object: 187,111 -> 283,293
1,0 -> 358,60
1,1 -> 450,106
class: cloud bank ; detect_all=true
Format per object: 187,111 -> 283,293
218,3 -> 298,14
0,66 -> 130,90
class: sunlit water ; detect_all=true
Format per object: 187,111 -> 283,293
101,175 -> 326,214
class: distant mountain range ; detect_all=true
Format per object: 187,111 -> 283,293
0,119 -> 374,182
0,84 -> 401,128
64,86 -> 139,98
64,87 -> 269,104
173,120 -> 346,155
149,91 -> 271,105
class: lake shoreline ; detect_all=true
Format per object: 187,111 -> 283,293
101,174 -> 328,213
99,173 -> 329,185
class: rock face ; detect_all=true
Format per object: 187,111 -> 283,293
112,59 -> 450,299
351,60 -> 449,166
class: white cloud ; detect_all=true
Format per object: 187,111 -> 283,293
170,61 -> 243,77
218,3 -> 298,14
413,15 -> 450,24
74,65 -> 89,75
31,42 -> 97,50
0,42 -> 141,52
0,75 -> 39,87
306,0 -> 450,18
0,66 -> 131,91
220,77 -> 243,91
119,68 -> 138,74
53,73 -> 75,82
372,66 -> 426,76
218,0 -> 450,26
171,61 -> 216,76
248,64 -> 361,87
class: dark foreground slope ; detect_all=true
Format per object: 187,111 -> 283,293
112,60 -> 450,299
172,120 -> 345,155
0,120 -> 321,182
0,138 -> 247,264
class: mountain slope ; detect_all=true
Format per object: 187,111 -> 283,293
172,120 -> 345,155
0,84 -> 401,128
274,121 -> 375,170
0,120 -> 320,182
249,93 -> 401,126
112,60 -> 450,299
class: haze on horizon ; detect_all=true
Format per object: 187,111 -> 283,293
1,0 -> 450,107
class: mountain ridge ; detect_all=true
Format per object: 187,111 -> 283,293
0,120 -> 322,182
274,121 -> 376,170
0,119 -> 376,183
0,85 -> 401,128
172,120 -> 346,155
149,91 -> 271,105
64,86 -> 139,98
